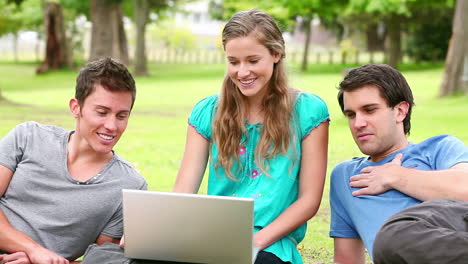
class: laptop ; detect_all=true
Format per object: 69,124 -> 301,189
122,189 -> 257,264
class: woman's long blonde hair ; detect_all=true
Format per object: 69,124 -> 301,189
213,9 -> 295,180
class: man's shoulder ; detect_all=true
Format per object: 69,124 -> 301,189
9,121 -> 69,146
16,121 -> 68,136
112,154 -> 147,188
331,156 -> 368,180
414,134 -> 466,149
420,134 -> 460,143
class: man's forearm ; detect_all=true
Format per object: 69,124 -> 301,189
391,166 -> 468,201
351,160 -> 468,200
0,209 -> 43,254
0,210 -> 69,264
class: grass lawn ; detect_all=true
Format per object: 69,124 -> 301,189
0,61 -> 467,263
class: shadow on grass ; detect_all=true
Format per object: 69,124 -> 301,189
0,95 -> 32,107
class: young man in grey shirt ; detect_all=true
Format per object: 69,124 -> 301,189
0,57 -> 147,264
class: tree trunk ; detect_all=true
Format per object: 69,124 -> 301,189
386,14 -> 401,69
89,0 -> 129,65
439,0 -> 468,96
134,0 -> 149,76
36,2 -> 72,74
366,23 -> 385,52
300,17 -> 312,72
464,56 -> 468,94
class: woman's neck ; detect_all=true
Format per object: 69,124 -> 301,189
246,101 -> 264,124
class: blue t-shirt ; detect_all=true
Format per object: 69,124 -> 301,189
330,134 -> 468,257
189,92 -> 329,264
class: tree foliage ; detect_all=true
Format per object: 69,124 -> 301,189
60,0 -> 89,17
280,0 -> 346,71
406,7 -> 453,62
208,0 -> 346,71
344,0 -> 454,68
0,0 -> 42,37
208,0 -> 291,30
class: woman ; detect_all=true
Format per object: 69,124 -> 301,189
174,9 -> 329,264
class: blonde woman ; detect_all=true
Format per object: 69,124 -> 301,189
174,9 -> 329,264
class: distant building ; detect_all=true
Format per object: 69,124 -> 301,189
175,1 -> 224,38
173,1 -> 225,50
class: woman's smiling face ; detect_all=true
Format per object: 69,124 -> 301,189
225,35 -> 280,102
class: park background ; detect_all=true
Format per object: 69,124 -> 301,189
0,0 -> 467,263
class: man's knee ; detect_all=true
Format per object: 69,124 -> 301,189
82,242 -> 129,264
373,199 -> 468,264
373,219 -> 410,264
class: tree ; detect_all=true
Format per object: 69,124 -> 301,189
0,4 -> 22,61
297,14 -> 313,71
208,0 -> 261,20
1,0 -> 75,72
133,0 -> 150,76
0,1 -> 26,101
36,2 -> 73,74
208,0 -> 334,71
406,7 -> 453,62
439,0 -> 468,96
345,0 -> 410,68
132,0 -> 179,76
60,0 -> 90,61
346,0 -> 454,68
89,0 -> 129,65
208,0 -> 293,36
278,0 -> 346,71
365,22 -> 385,53
0,0 -> 43,62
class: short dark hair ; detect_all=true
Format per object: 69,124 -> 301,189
75,57 -> 136,109
337,63 -> 415,135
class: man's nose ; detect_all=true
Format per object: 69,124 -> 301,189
104,116 -> 117,131
354,113 -> 367,128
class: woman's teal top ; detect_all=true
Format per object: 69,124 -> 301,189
188,92 -> 329,264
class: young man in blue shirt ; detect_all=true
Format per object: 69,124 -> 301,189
330,63 -> 468,264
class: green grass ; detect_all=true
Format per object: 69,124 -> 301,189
1,61 -> 467,263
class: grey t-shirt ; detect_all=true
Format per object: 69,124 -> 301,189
0,121 -> 147,260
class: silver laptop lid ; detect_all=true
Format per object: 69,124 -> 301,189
123,189 -> 254,264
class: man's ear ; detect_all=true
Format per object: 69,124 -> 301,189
395,101 -> 409,122
69,98 -> 80,118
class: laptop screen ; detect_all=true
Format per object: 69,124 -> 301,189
123,190 -> 255,264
